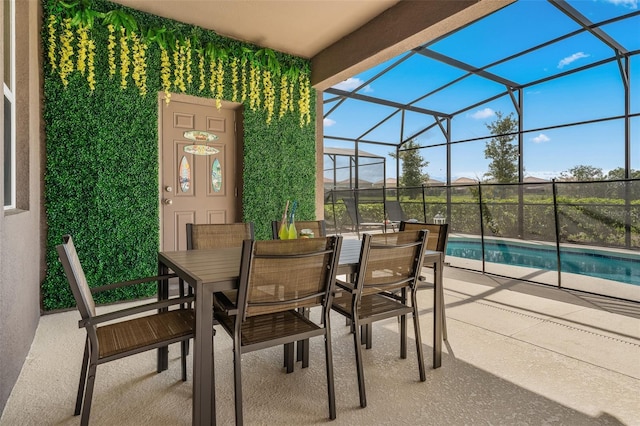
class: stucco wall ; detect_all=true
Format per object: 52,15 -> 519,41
0,0 -> 43,414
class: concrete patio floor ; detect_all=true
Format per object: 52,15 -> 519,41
1,264 -> 639,425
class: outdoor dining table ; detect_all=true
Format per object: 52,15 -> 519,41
157,238 -> 443,426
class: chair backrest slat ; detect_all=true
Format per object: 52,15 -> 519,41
356,230 -> 428,297
56,235 -> 96,320
236,236 -> 342,320
186,223 -> 254,249
399,222 -> 449,252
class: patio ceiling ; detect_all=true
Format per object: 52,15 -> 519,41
111,0 -> 401,59
110,0 -> 512,88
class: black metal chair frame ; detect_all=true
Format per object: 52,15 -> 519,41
271,219 -> 328,370
214,236 -> 343,425
400,221 -> 450,340
331,230 -> 429,408
57,235 -> 194,426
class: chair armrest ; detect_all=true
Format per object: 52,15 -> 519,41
91,273 -> 178,294
79,295 -> 194,328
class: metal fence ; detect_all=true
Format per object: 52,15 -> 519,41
324,179 -> 640,302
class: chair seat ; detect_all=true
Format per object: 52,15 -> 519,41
332,293 -> 413,323
216,309 -> 325,350
97,309 -> 194,360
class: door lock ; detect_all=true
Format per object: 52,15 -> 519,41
165,186 -> 173,192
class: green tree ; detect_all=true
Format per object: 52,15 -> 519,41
484,111 -> 519,183
605,167 -> 640,180
390,139 -> 429,188
560,165 -> 604,181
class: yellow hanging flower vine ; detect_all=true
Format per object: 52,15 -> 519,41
185,38 -> 193,88
46,3 -> 314,125
249,61 -> 261,111
130,32 -> 148,96
76,25 -> 88,76
263,69 -> 275,124
231,57 -> 239,103
58,18 -> 74,88
119,27 -> 130,90
107,24 -> 117,78
241,57 -> 248,103
298,72 -> 311,127
160,47 -> 172,104
47,14 -> 58,71
198,49 -> 206,92
216,57 -> 224,110
87,39 -> 96,91
279,74 -> 289,119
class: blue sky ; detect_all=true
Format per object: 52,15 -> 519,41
323,0 -> 640,183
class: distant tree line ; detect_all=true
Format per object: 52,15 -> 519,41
392,111 -> 638,188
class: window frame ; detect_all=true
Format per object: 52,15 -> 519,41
3,0 -> 15,209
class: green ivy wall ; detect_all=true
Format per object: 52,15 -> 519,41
42,0 -> 316,310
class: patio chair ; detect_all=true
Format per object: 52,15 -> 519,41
186,222 -> 255,249
185,222 -> 255,301
185,222 -> 254,349
56,235 -> 195,426
214,236 -> 343,425
342,198 -> 385,237
331,230 -> 429,408
400,221 -> 449,340
384,200 -> 408,231
271,219 -> 328,369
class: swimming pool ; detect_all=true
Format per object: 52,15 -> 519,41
446,238 -> 640,286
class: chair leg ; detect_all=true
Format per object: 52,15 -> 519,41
80,359 -> 98,426
440,280 -> 448,341
284,343 -> 294,373
74,339 -> 90,416
352,319 -> 367,408
324,325 -> 337,420
180,340 -> 188,381
301,339 -> 310,369
297,307 -> 310,367
233,340 -> 244,426
412,292 -> 426,382
179,279 -> 191,356
400,313 -> 407,359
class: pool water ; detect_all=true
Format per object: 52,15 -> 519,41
446,238 -> 640,286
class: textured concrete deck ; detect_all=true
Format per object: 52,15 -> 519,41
1,265 -> 639,425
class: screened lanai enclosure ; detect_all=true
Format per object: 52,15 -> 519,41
322,0 -> 640,302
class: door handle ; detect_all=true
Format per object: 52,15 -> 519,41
163,199 -> 173,205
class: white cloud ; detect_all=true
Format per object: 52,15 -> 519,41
531,133 -> 550,143
470,108 -> 495,119
323,118 -> 336,127
558,52 -> 590,69
332,77 -> 373,93
603,0 -> 638,9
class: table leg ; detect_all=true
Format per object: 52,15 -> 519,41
193,282 -> 215,425
433,254 -> 443,369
